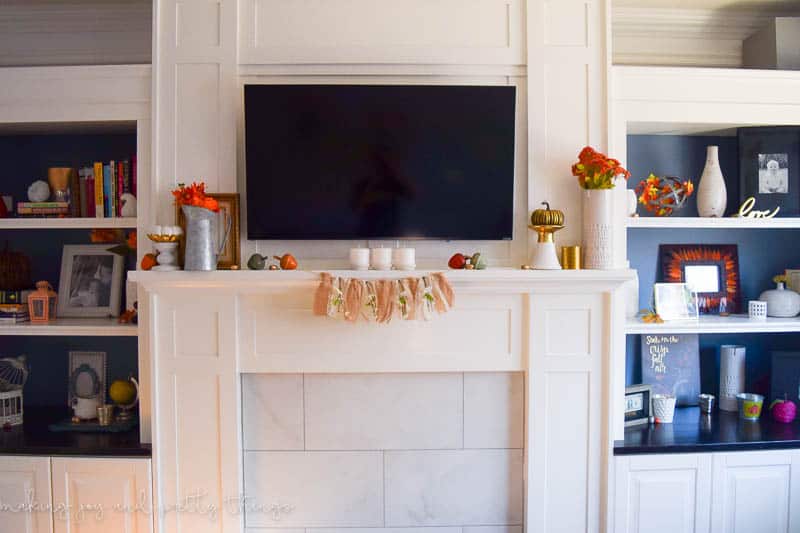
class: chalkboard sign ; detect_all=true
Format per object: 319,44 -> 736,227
641,334 -> 700,406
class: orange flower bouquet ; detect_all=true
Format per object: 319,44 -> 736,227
571,146 -> 630,189
171,182 -> 219,212
635,173 -> 694,216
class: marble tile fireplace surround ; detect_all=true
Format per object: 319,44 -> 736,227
131,269 -> 630,533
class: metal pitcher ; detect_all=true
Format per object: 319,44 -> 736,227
182,205 -> 232,271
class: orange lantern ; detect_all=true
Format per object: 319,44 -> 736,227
28,281 -> 57,323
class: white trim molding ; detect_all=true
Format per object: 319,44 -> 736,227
612,6 -> 800,67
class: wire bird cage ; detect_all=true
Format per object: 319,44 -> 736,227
0,356 -> 28,427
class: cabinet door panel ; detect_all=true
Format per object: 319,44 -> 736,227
711,451 -> 797,533
615,454 -> 711,533
52,457 -> 152,533
0,456 -> 52,533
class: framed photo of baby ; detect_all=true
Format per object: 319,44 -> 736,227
57,244 -> 124,317
739,126 -> 800,215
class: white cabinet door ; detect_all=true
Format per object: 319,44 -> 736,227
0,456 -> 53,533
614,454 -> 712,533
711,450 -> 800,533
51,457 -> 152,533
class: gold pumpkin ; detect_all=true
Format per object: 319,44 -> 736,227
530,202 -> 564,227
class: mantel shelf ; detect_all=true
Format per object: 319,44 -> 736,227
626,216 -> 800,229
0,318 -> 137,336
0,217 -> 137,229
626,314 -> 800,335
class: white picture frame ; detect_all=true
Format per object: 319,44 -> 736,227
654,282 -> 699,321
58,244 -> 124,317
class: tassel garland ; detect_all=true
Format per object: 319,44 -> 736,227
313,273 -> 455,323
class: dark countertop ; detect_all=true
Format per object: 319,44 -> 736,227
0,407 -> 151,457
615,406 -> 800,455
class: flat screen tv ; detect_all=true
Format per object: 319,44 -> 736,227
244,84 -> 516,240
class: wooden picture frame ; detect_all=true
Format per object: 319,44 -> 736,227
176,193 -> 241,270
659,244 -> 741,314
739,126 -> 800,216
625,384 -> 653,427
57,244 -> 124,317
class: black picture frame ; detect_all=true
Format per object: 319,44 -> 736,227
739,126 -> 800,216
624,384 -> 653,427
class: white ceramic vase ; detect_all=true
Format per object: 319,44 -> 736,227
697,146 -> 727,217
582,189 -> 614,269
760,282 -> 800,317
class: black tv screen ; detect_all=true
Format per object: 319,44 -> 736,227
244,84 -> 516,240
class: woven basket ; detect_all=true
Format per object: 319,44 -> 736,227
0,242 -> 32,290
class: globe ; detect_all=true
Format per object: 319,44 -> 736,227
109,379 -> 137,406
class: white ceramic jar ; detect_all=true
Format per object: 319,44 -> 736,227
760,282 -> 800,317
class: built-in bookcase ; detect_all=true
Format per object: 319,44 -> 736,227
0,65 -> 151,440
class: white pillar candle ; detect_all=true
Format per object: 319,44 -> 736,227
392,248 -> 415,270
370,248 -> 392,270
349,248 -> 370,271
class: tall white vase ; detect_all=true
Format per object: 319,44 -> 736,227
719,345 -> 745,411
582,189 -> 614,269
697,145 -> 727,217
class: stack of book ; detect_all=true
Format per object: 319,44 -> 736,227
0,304 -> 30,324
15,156 -> 137,218
16,201 -> 70,216
0,289 -> 31,305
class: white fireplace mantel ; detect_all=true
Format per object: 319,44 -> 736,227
131,268 -> 632,533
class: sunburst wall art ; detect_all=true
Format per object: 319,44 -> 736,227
658,244 -> 741,315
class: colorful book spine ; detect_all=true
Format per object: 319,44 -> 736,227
117,160 -> 124,216
122,160 -> 131,194
131,154 -> 137,197
103,164 -> 111,217
69,167 -> 80,218
78,168 -> 89,217
85,175 -> 95,217
94,162 -> 104,218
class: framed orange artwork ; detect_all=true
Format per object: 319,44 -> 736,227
659,244 -> 741,315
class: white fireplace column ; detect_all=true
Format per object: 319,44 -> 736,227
132,269 -> 630,533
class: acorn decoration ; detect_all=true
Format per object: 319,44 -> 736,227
529,201 -> 564,243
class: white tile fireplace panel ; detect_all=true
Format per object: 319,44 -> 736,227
244,451 -> 383,528
304,373 -> 463,450
243,374 -> 304,450
385,449 -> 524,526
464,527 -> 523,533
463,372 -> 524,449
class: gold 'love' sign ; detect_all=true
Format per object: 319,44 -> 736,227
736,196 -> 780,219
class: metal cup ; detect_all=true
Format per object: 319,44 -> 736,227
698,393 -> 715,414
560,245 -> 582,270
97,405 -> 114,426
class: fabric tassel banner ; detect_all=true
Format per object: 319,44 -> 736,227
313,272 -> 455,323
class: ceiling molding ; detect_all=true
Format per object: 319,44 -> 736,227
612,6 -> 798,67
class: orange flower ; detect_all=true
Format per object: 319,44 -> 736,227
126,231 -> 137,250
571,146 -> 629,190
172,182 -> 220,212
90,229 -> 118,243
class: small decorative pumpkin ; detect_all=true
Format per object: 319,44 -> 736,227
530,201 -> 564,227
0,242 -> 32,290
